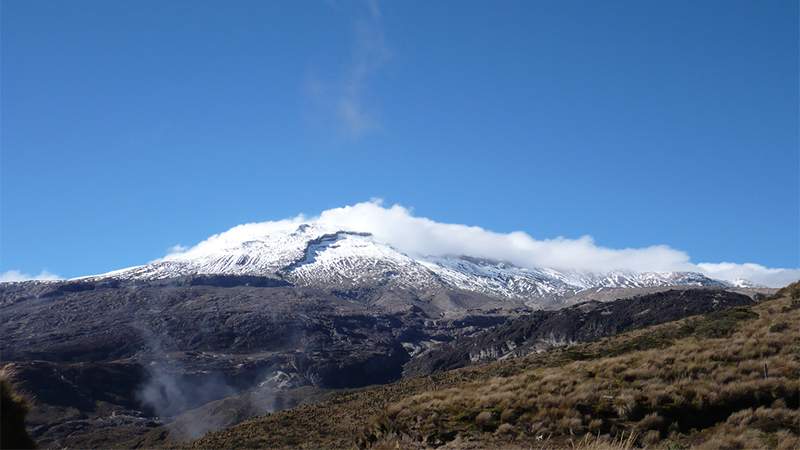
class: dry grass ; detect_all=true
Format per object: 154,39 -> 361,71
365,285 -> 800,448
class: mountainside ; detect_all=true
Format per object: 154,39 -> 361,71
0,278 -> 762,448
86,222 -> 727,308
188,284 -> 800,450
0,278 -> 514,448
404,289 -> 755,377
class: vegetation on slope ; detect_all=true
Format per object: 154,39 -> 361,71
190,283 -> 800,449
1,372 -> 36,449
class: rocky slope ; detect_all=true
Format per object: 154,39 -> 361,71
404,289 -> 755,377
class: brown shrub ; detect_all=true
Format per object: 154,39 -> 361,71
474,411 -> 495,431
641,430 -> 660,446
0,375 -> 36,450
769,322 -> 790,333
695,429 -> 765,450
636,412 -> 664,432
494,423 -> 515,436
725,406 -> 800,433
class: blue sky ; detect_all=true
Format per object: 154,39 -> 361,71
1,0 -> 798,281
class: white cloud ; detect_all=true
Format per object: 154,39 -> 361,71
0,269 -> 61,282
338,2 -> 388,136
307,0 -> 389,137
315,201 -> 696,273
167,244 -> 188,255
165,200 -> 799,288
696,263 -> 800,288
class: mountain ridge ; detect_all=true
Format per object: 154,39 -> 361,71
74,223 -> 730,309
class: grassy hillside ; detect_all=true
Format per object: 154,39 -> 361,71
1,372 -> 36,449
190,283 -> 800,449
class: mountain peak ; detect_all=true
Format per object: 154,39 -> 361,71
88,227 -> 725,308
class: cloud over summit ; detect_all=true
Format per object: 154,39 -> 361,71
167,200 -> 799,288
0,270 -> 61,282
305,0 -> 389,137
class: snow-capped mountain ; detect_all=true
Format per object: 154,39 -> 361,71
88,222 -> 727,307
